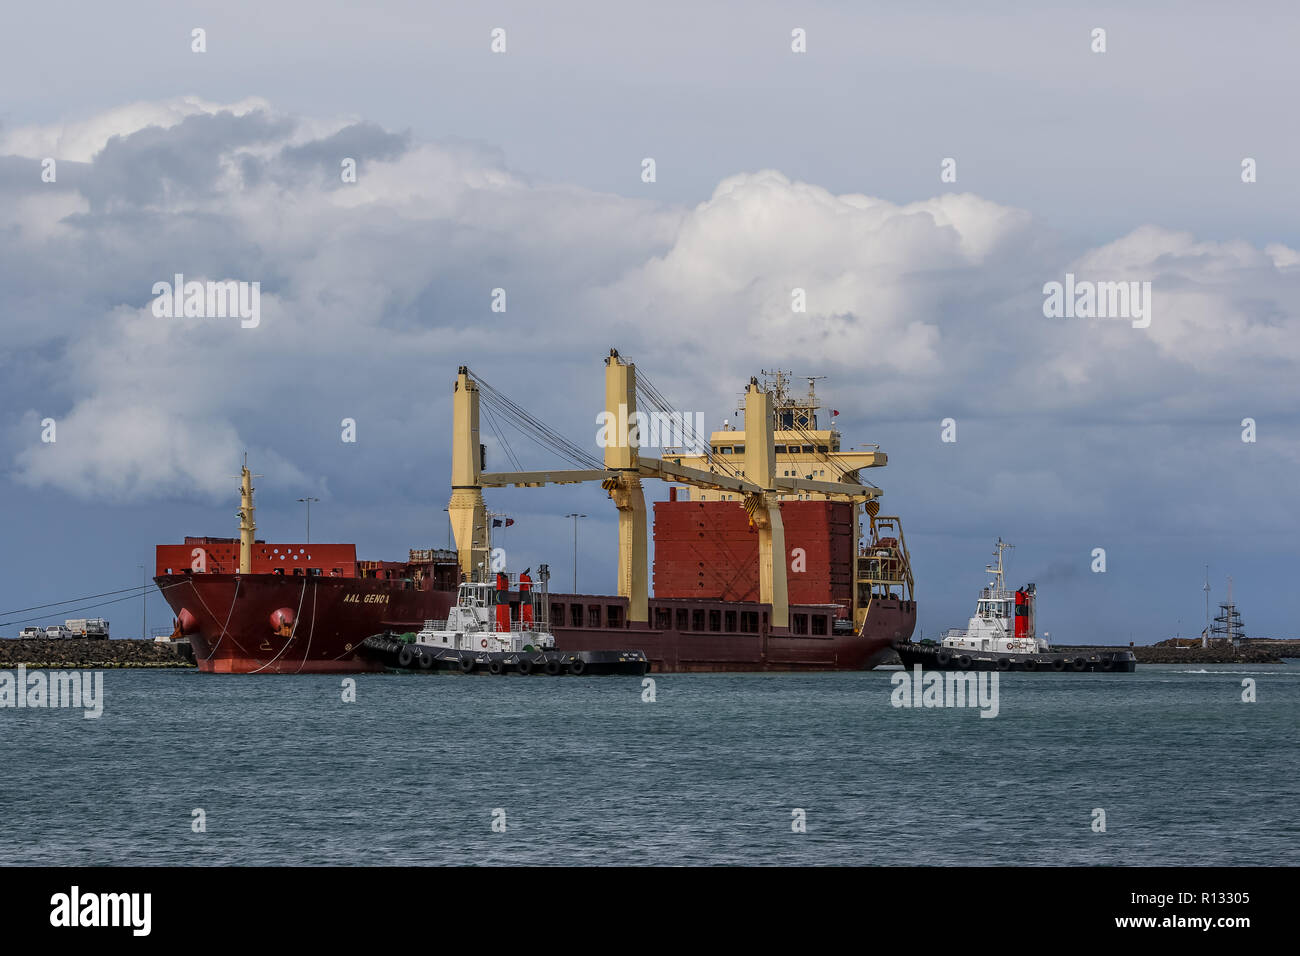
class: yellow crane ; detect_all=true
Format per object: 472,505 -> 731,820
448,350 -> 897,631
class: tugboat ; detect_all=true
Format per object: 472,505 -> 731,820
894,539 -> 1136,673
359,565 -> 649,676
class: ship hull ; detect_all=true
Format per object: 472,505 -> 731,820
553,597 -> 913,672
895,642 -> 1137,673
157,574 -> 914,674
155,573 -> 456,674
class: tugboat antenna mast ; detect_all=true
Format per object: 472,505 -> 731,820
986,538 -> 1013,590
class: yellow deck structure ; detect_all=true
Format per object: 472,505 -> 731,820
448,351 -> 912,631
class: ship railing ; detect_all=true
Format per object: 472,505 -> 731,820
856,553 -> 908,585
466,570 -> 544,589
978,586 -> 1014,600
421,617 -> 545,634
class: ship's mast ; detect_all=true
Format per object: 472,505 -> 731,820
235,454 -> 262,575
986,538 -> 1013,593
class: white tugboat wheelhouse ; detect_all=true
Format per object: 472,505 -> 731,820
939,539 -> 1048,655
413,567 -> 557,654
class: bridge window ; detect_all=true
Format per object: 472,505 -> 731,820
708,610 -> 722,632
692,609 -> 705,631
792,614 -> 808,635
654,608 -> 673,630
607,605 -> 623,628
587,605 -> 601,628
724,610 -> 737,632
676,608 -> 689,631
551,603 -> 564,624
811,615 -> 828,635
741,611 -> 759,633
570,604 -> 583,628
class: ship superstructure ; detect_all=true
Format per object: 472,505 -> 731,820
935,539 -> 1046,655
411,571 -> 555,655
656,369 -> 912,634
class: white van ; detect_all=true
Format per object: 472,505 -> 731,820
44,625 -> 75,640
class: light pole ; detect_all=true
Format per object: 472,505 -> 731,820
1203,565 -> 1211,647
298,497 -> 320,544
137,564 -> 147,640
565,513 -> 586,592
442,506 -> 451,549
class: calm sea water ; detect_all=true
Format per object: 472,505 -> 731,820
2,664 -> 1297,866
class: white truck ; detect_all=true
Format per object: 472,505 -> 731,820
18,626 -> 43,639
64,618 -> 110,639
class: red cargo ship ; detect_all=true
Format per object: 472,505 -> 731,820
156,363 -> 916,673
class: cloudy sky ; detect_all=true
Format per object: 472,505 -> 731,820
1,1 -> 1297,643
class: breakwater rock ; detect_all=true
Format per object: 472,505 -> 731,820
1063,644 -> 1289,665
0,638 -> 195,669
